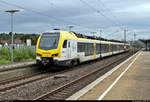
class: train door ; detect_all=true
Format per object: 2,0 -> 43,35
111,44 -> 113,55
61,40 -> 68,59
67,40 -> 71,59
68,40 -> 77,59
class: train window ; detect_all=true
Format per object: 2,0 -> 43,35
96,43 -> 100,54
101,44 -> 105,53
85,43 -> 88,56
38,33 -> 60,50
112,44 -> 117,51
96,43 -> 109,54
119,45 -> 122,50
78,42 -> 94,56
63,40 -> 67,48
68,42 -> 70,48
89,43 -> 94,55
82,44 -> 85,52
84,43 -> 94,56
103,44 -> 108,53
78,42 -> 82,52
109,44 -> 112,52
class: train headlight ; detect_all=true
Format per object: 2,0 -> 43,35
37,53 -> 42,56
52,53 -> 58,57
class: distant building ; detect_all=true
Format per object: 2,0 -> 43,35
5,43 -> 8,46
0,40 -> 7,45
0,40 -> 24,46
26,39 -> 31,46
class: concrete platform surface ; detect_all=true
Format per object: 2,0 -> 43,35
67,51 -> 150,100
103,51 -> 150,100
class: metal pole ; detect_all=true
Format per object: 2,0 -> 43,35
134,33 -> 136,52
99,30 -> 102,58
124,29 -> 127,50
92,32 -> 96,37
100,30 -> 102,39
132,36 -> 134,53
11,13 -> 14,62
124,29 -> 126,43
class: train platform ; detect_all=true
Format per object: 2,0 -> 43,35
67,51 -> 150,100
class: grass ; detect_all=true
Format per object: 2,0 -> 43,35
0,47 -> 35,64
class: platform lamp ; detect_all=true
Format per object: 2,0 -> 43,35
5,9 -> 20,62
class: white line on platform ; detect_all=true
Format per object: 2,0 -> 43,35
66,51 -> 140,100
98,52 -> 141,100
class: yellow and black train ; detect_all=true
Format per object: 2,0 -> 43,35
36,30 -> 130,66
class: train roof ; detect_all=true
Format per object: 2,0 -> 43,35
43,30 -> 129,45
44,30 -> 60,33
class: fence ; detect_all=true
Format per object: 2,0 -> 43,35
0,45 -> 36,52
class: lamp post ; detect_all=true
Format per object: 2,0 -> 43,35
5,9 -> 19,62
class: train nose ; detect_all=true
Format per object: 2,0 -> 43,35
41,57 -> 54,66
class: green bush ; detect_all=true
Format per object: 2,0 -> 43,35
0,48 -> 11,60
0,59 -> 10,64
0,47 -> 35,64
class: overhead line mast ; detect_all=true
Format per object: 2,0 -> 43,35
124,29 -> 127,43
99,29 -> 102,58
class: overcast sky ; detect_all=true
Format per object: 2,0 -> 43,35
0,0 -> 150,40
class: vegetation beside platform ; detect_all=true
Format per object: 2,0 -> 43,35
0,47 -> 35,64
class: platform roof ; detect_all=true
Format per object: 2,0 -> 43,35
140,39 -> 150,44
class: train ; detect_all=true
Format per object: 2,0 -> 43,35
36,30 -> 130,66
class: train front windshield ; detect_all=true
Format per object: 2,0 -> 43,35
39,33 -> 59,50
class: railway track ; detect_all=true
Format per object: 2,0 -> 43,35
34,52 -> 135,100
0,65 -> 77,93
0,51 -> 137,100
0,53 -> 120,93
0,64 -> 41,85
0,68 -> 42,85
